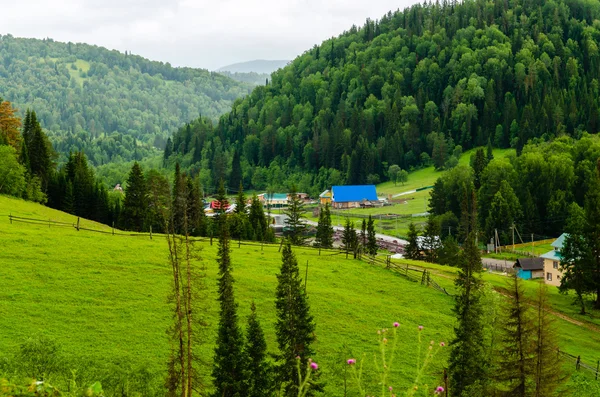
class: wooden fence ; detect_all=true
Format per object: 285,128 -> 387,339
367,255 -> 450,295
557,348 -> 600,380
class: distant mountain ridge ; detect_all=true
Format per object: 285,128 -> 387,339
216,59 -> 289,74
0,35 -> 252,165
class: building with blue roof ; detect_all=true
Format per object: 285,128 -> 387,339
541,233 -> 568,286
331,185 -> 378,209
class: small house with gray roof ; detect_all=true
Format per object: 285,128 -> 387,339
514,257 -> 545,280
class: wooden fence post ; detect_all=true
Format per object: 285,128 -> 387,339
150,225 -> 152,240
576,356 -> 581,370
76,217 -> 80,231
9,214 -> 12,224
112,222 -> 115,235
279,237 -> 284,252
596,360 -> 599,380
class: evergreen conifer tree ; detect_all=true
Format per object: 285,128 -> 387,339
245,302 -> 273,397
439,235 -> 461,267
533,284 -> 564,397
449,231 -> 488,395
560,203 -> 593,314
495,275 -> 536,397
229,149 -> 242,192
249,194 -> 268,242
163,137 -> 173,166
360,219 -> 367,250
584,176 -> 600,309
405,222 -> 422,260
212,214 -> 247,397
284,185 -> 307,245
472,148 -> 487,189
26,111 -> 53,190
122,162 -> 147,232
486,138 -> 494,163
234,182 -> 246,215
315,204 -> 333,249
342,218 -> 357,259
367,215 -> 377,256
186,176 -> 206,236
423,216 -> 441,263
275,243 -> 317,396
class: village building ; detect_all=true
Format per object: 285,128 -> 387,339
513,257 -> 545,280
331,185 -> 378,209
319,190 -> 332,205
113,184 -> 124,193
258,193 -> 289,209
540,233 -> 568,287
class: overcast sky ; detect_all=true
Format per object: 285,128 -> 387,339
1,0 -> 421,70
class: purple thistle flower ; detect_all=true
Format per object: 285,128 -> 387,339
418,325 -> 424,331
393,322 -> 400,327
440,342 -> 446,347
310,362 -> 318,370
347,358 -> 356,365
435,386 -> 444,394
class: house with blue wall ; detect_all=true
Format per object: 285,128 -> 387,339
514,257 -> 545,280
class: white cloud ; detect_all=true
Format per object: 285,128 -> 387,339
0,0 -> 420,70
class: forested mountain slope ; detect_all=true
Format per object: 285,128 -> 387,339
0,35 -> 252,165
167,0 -> 600,194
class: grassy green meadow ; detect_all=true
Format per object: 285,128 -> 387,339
0,195 -> 455,395
1,194 -> 598,395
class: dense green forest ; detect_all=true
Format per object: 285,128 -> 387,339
0,35 -> 252,165
166,0 -> 600,197
429,134 -> 600,239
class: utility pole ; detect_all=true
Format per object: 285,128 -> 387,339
531,233 -> 534,257
512,224 -> 515,251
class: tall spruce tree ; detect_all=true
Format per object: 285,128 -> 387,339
449,231 -> 488,396
234,182 -> 246,215
533,284 -> 564,397
284,185 -> 307,245
229,148 -> 242,192
249,194 -> 268,242
342,218 -> 357,259
186,176 -> 206,237
315,204 -> 333,249
495,275 -> 536,397
404,222 -> 421,260
26,111 -> 53,190
121,162 -> 147,232
211,214 -> 247,397
360,219 -> 367,250
560,203 -> 593,314
584,175 -> 600,309
472,148 -> 487,190
423,216 -> 441,263
245,302 -> 273,397
366,215 -> 377,256
275,243 -> 317,396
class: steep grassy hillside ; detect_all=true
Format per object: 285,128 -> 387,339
0,35 -> 252,165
